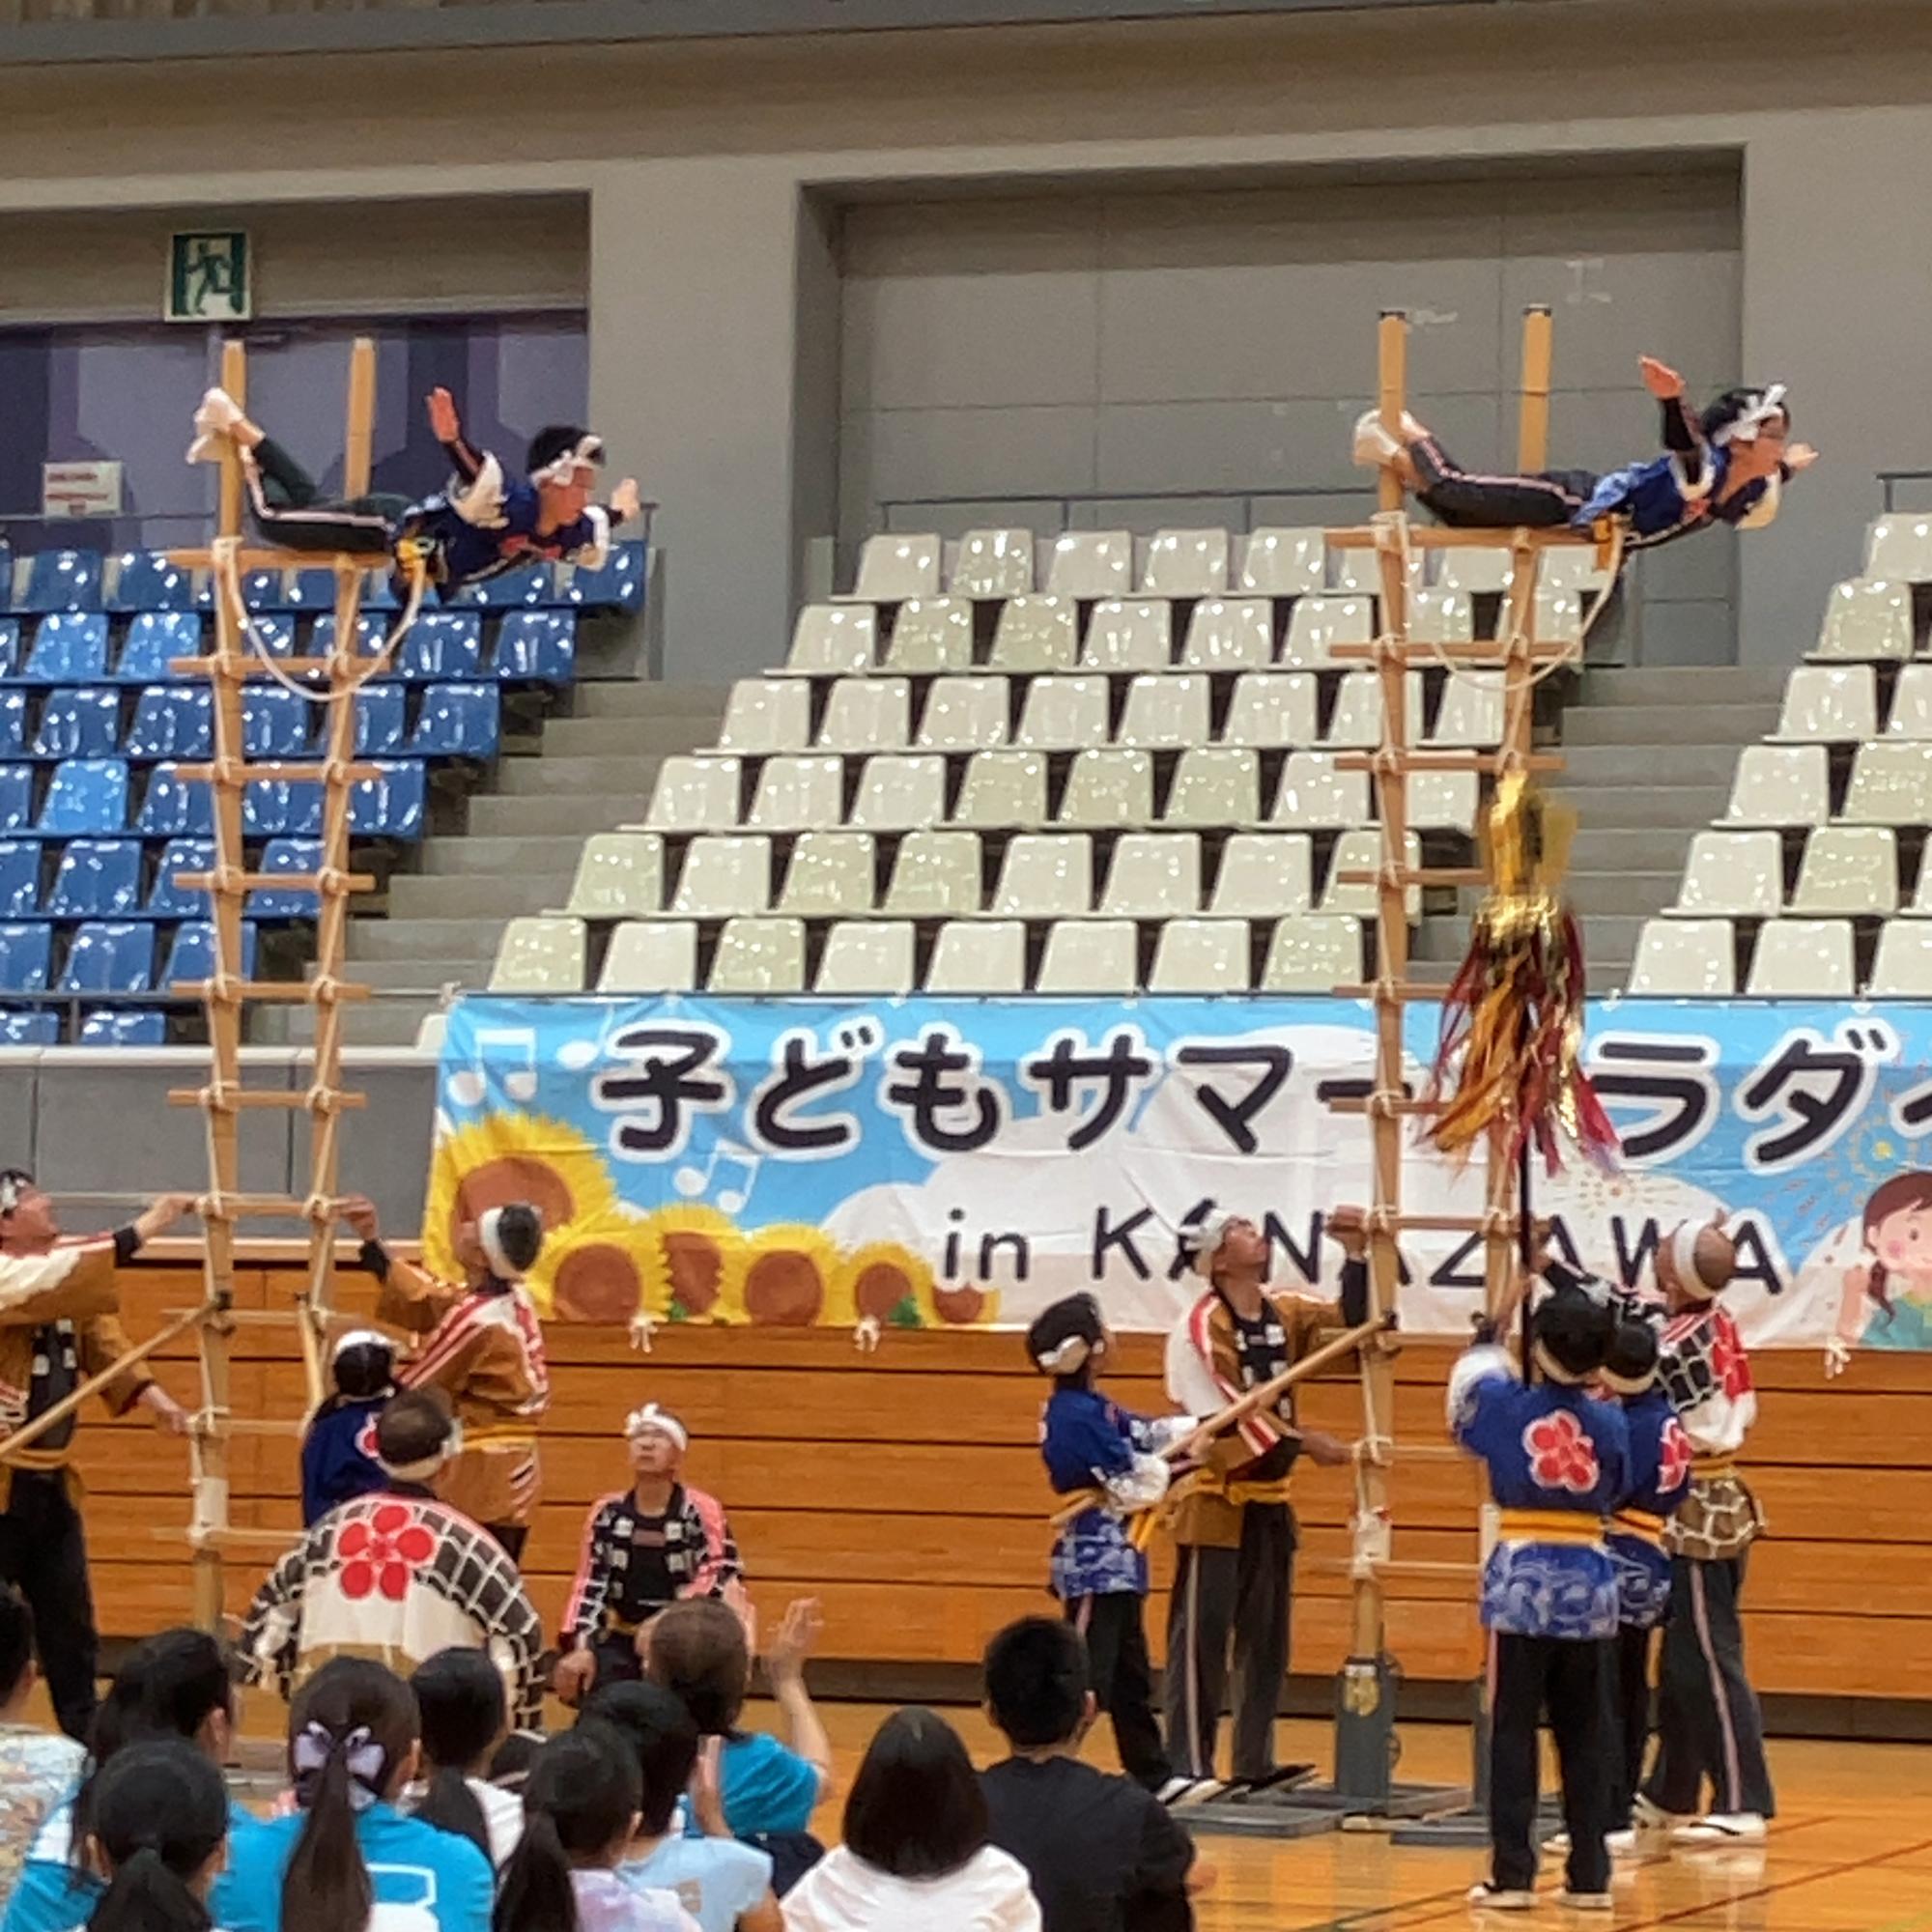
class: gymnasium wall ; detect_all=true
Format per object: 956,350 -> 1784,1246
2,1 -> 1931,681
86,1256 -> 1932,1727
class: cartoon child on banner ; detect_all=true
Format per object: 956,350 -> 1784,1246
1827,1172 -> 1932,1372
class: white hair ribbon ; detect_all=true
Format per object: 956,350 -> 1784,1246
1712,384 -> 1787,447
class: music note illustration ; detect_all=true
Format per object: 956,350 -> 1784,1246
672,1139 -> 763,1215
446,1028 -> 539,1110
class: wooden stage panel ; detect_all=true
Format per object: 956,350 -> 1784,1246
75,1259 -> 1932,1710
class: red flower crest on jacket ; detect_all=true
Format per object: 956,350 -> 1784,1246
337,1502 -> 436,1602
1521,1409 -> 1600,1494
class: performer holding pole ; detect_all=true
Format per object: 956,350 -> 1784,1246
339,1195 -> 550,1561
1640,1220 -> 1776,1846
1160,1209 -> 1367,1794
0,1173 -> 196,1739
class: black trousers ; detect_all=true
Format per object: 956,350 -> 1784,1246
1611,1622 -> 1654,1831
0,1472 -> 100,1742
1488,1631 -> 1613,1895
1164,1504 -> 1293,1781
1411,436 -> 1598,530
1067,1591 -> 1171,1790
246,437 -> 408,559
1645,1555 -> 1776,1819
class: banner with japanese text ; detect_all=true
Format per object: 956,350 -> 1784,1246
429,995 -> 1932,1362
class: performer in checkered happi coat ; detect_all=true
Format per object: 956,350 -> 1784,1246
554,1404 -> 742,1706
240,1389 -> 545,1730
1639,1220 -> 1776,1846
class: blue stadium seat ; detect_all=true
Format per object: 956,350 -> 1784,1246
32,688 -> 121,760
0,1010 -> 59,1046
57,921 -> 153,994
464,562 -> 557,610
354,684 -> 407,756
0,620 -> 17,678
0,544 -> 10,610
0,923 -> 53,991
243,686 -> 313,757
248,613 -> 298,660
135,764 -> 213,838
107,553 -> 195,614
17,551 -> 103,614
0,693 -> 24,757
22,613 -> 110,684
350,760 -> 426,838
285,567 -> 342,611
0,842 -> 40,919
46,838 -> 143,919
37,759 -> 128,836
127,685 -> 213,761
249,838 -> 324,918
360,569 -> 440,612
241,567 -> 292,612
147,838 -> 214,919
397,612 -> 483,682
117,612 -> 204,683
494,611 -> 576,686
410,683 -> 498,757
565,540 -> 646,612
243,780 -> 323,838
80,1009 -> 168,1047
0,769 -> 32,835
286,782 -> 323,836
311,613 -> 385,660
166,919 -> 256,984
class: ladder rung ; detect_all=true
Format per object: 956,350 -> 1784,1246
169,761 -> 384,783
1326,1095 -> 1443,1117
151,1524 -> 296,1550
1332,981 -> 1449,1003
1334,867 -> 1487,889
168,1306 -> 355,1328
1369,1212 -> 1527,1236
165,981 -> 372,1006
1331,751 -> 1563,776
167,546 -> 377,572
1324,525 -> 1609,553
1327,640 -> 1579,665
168,657 -> 368,679
174,871 -> 377,895
204,1416 -> 311,1438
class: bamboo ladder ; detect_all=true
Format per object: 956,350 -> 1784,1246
156,337 -> 399,1627
1317,308 -> 1607,1798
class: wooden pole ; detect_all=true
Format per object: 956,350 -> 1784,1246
0,1305 -> 213,1464
1516,305 -> 1554,475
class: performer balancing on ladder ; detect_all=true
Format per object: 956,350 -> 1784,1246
1355,356 -> 1816,553
340,1195 -> 551,1561
187,383 -> 641,593
1160,1208 -> 1366,1795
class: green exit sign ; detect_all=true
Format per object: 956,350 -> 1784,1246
167,230 -> 251,323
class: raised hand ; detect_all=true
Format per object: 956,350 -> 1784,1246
426,387 -> 461,443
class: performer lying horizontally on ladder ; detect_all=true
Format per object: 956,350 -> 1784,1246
186,384 -> 641,593
338,1195 -> 551,1563
1354,357 -> 1817,553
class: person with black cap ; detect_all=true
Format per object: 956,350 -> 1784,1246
338,1193 -> 551,1560
1159,1208 -> 1367,1798
1640,1218 -> 1776,1847
299,1328 -> 398,1526
1597,1313 -> 1692,1853
1025,1293 -> 1203,1805
239,1387 -> 546,1729
1450,1279 -> 1628,1913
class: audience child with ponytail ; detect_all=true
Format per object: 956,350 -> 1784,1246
3,1629 -> 254,1932
404,1649 -> 524,1868
83,1742 -> 229,1932
494,1726 -> 699,1932
220,1658 -> 492,1932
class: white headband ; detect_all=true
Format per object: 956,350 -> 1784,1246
331,1327 -> 391,1363
1033,1335 -> 1093,1375
478,1208 -> 528,1283
1668,1222 -> 1722,1300
625,1403 -> 688,1452
0,1173 -> 29,1216
378,1449 -> 447,1483
1599,1363 -> 1659,1397
1713,384 -> 1787,446
1186,1209 -> 1237,1279
530,434 -> 604,488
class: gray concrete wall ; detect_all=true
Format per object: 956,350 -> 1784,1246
1,0 -> 1929,675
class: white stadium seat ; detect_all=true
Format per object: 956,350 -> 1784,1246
950,528 -> 1035,599
1100,833 -> 1202,918
1406,590 -> 1475,645
1082,600 -> 1173,672
815,920 -> 916,995
1841,742 -> 1932,826
1431,669 -> 1508,748
708,916 -> 808,993
1407,771 -> 1480,835
785,604 -> 875,674
885,597 -> 976,673
1435,546 -> 1514,593
1281,596 -> 1374,668
884,830 -> 984,918
1057,749 -> 1154,829
918,675 -> 1011,752
561,833 -> 664,920
1773,664 -> 1877,743
1813,579 -> 1914,663
1150,919 -> 1252,993
1261,915 -> 1361,991
1236,527 -> 1325,598
1628,918 -> 1735,996
1037,919 -> 1138,994
1179,597 -> 1273,671
1789,826 -> 1897,915
848,753 -> 947,831
1673,831 -> 1782,917
925,920 -> 1025,993
646,755 -> 742,832
1885,663 -> 1932,740
489,916 -> 585,993
1141,528 -> 1230,596
1117,673 -> 1210,750
719,678 -> 810,753
1164,747 -> 1261,827
991,833 -> 1093,917
990,595 -> 1079,673
849,533 -> 941,602
1722,745 -> 1830,828
954,751 -> 1049,828
1271,752 -> 1372,828
670,834 -> 772,916
1221,671 -> 1320,748
1867,921 -> 1932,996
1044,530 -> 1133,599
1015,675 -> 1110,750
777,832 -> 877,916
1210,833 -> 1314,917
1320,829 -> 1421,920
749,754 -> 844,831
1747,918 -> 1855,997
598,920 -> 698,994
1324,670 -> 1424,748
817,676 -> 910,753
1864,515 -> 1932,583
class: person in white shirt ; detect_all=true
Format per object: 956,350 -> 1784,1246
404,1649 -> 524,1868
781,1709 -> 1039,1932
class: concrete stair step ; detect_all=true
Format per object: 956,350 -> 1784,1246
413,834 -> 595,877
384,871 -> 563,921
535,715 -> 727,758
1417,910 -> 1649,965
1563,870 -> 1683,918
1559,744 -> 1747,787
1547,783 -> 1730,828
572,680 -> 733,720
498,753 -> 666,798
344,956 -> 488,993
265,1001 -> 440,1048
467,792 -> 653,838
1567,827 -> 1704,871
349,916 -> 506,963
1563,704 -> 1779,748
1582,667 -> 1790,706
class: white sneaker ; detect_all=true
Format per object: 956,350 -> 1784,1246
1605,1828 -> 1639,1859
1674,1811 -> 1768,1845
1466,1882 -> 1537,1911
1556,1891 -> 1613,1912
1632,1794 -> 1682,1844
1161,1776 -> 1225,1809
1352,408 -> 1405,470
186,386 -> 245,464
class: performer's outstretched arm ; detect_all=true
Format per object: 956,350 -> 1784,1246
427,386 -> 487,485
341,1196 -> 462,1335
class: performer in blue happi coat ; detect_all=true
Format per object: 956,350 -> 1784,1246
1450,1283 -> 1628,1914
299,1329 -> 397,1527
1599,1313 -> 1692,1852
1355,356 -> 1818,554
1028,1293 -> 1208,1806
